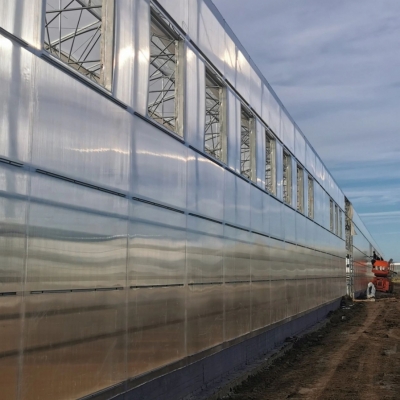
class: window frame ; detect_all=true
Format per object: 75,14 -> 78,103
283,150 -> 292,205
265,128 -> 276,195
43,0 -> 115,90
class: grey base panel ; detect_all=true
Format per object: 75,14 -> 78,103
106,298 -> 341,400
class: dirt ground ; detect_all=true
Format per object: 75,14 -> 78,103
219,284 -> 400,400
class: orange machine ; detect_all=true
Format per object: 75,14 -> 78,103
371,259 -> 394,293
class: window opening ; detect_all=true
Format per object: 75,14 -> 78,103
44,0 -> 114,88
339,209 -> 343,238
335,204 -> 339,236
297,164 -> 304,213
330,199 -> 334,232
283,151 -> 292,205
148,14 -> 180,133
308,177 -> 314,219
240,107 -> 253,180
265,130 -> 276,195
205,71 -> 224,161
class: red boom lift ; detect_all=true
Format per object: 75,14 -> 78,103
371,259 -> 395,293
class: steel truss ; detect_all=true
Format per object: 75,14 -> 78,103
308,176 -> 314,218
44,0 -> 103,83
204,74 -> 222,160
240,109 -> 252,179
148,17 -> 178,132
297,164 -> 303,212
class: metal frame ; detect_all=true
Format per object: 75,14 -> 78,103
282,150 -> 292,205
43,0 -> 114,89
204,69 -> 226,162
148,10 -> 183,135
265,128 -> 276,195
296,163 -> 304,213
240,106 -> 254,180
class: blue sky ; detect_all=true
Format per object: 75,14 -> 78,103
213,0 -> 400,261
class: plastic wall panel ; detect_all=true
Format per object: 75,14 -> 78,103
0,0 -> 42,47
198,2 -> 225,74
114,0 -> 150,113
157,0 -> 188,33
250,68 -> 262,116
223,28 -> 237,84
0,39 -> 33,163
267,196 -> 283,239
283,206 -> 296,243
26,174 -> 128,292
265,88 -> 282,140
224,171 -> 251,228
187,216 -> 223,285
0,164 -> 27,399
227,89 -> 241,173
187,150 -> 224,220
255,119 -> 265,188
21,290 -> 127,400
251,186 -> 264,233
132,116 -> 187,209
32,57 -> 131,192
186,46 -> 206,150
315,156 -> 323,187
236,50 -> 251,104
127,286 -> 186,377
306,143 -> 316,178
128,204 -> 186,286
294,129 -> 306,167
296,212 -> 306,247
275,141 -> 283,201
281,112 -> 294,154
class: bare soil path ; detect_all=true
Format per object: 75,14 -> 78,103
219,285 -> 400,400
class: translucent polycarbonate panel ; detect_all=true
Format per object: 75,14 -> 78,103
0,296 -> 21,400
32,57 -> 131,191
198,2 -> 224,74
128,201 -> 186,286
127,286 -> 185,377
250,234 -> 270,281
227,90 -> 241,173
132,116 -> 187,209
114,0 -> 149,112
262,194 -> 271,236
255,120 -> 265,188
262,86 -> 282,139
315,156 -> 323,186
0,39 -> 33,163
236,50 -> 251,104
187,217 -> 224,284
26,174 -> 128,291
286,279 -> 298,317
224,283 -> 251,341
0,164 -> 29,292
270,279 -> 286,323
281,112 -> 294,154
296,212 -> 306,247
0,0 -> 41,47
187,150 -> 224,220
268,238 -> 285,280
297,278 -> 308,313
20,290 -> 127,400
283,206 -> 296,243
306,143 -> 316,177
251,281 -> 271,331
187,284 -> 223,354
157,0 -> 188,33
224,226 -> 251,283
267,196 -> 283,239
250,68 -> 262,116
186,46 -> 206,150
223,171 -> 251,228
295,129 -> 306,167
250,187 -> 263,233
223,29 -> 237,84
